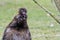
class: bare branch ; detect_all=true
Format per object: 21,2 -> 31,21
33,0 -> 60,24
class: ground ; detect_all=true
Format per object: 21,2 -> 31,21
0,0 -> 60,40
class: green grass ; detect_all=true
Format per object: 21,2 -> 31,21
0,0 -> 60,40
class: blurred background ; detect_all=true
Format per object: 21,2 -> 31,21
0,0 -> 60,40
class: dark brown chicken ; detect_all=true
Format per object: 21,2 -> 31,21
2,8 -> 31,40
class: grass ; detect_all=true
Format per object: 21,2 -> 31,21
0,0 -> 60,40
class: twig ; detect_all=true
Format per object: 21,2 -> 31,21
33,0 -> 60,24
